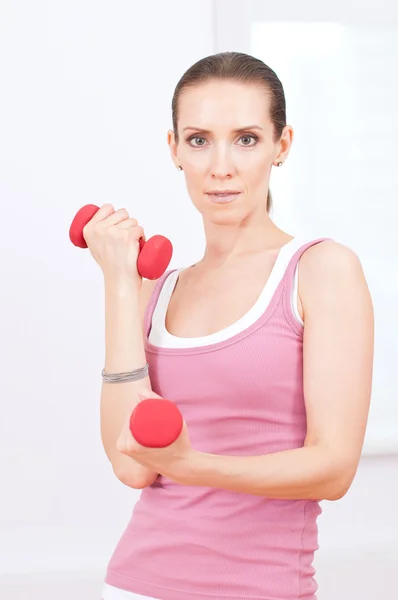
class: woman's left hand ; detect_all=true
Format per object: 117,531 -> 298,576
116,391 -> 195,484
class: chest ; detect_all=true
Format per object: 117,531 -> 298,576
165,258 -> 302,338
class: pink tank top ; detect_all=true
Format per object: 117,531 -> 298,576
105,238 -> 327,600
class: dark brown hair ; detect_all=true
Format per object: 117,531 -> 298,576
171,51 -> 287,214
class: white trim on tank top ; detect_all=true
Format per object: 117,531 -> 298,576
148,237 -> 305,348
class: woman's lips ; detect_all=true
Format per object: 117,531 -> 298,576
207,192 -> 241,203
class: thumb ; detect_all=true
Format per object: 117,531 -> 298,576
138,389 -> 164,401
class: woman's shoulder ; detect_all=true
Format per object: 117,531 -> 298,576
300,239 -> 362,275
298,239 -> 369,315
139,268 -> 180,307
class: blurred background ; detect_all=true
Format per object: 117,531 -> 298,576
0,1 -> 397,598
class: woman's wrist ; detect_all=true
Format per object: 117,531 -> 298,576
103,274 -> 141,297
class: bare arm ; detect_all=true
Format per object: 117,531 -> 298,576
100,276 -> 159,489
180,242 -> 374,500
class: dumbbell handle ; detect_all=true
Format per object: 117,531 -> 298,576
69,204 -> 173,280
129,398 -> 183,448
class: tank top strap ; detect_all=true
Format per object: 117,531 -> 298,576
143,269 -> 178,338
281,237 -> 333,334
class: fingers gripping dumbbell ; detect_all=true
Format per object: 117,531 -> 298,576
69,204 -> 173,280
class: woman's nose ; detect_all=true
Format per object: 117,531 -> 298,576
210,146 -> 236,178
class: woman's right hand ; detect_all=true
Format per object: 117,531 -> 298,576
82,203 -> 145,289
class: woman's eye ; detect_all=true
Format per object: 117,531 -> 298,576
190,137 -> 206,146
239,135 -> 258,146
188,134 -> 258,147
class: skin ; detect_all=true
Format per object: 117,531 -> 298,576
167,78 -> 293,264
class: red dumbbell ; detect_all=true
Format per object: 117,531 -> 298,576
69,204 -> 173,280
129,398 -> 183,448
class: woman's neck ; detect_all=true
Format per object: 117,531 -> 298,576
199,222 -> 292,269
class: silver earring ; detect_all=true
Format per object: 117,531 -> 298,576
177,165 -> 183,171
277,162 -> 283,167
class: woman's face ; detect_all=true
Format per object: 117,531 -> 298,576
168,79 -> 292,223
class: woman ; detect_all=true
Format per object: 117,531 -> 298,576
87,52 -> 374,600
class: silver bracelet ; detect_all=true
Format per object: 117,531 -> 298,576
101,362 -> 149,383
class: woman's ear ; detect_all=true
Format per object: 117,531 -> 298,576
167,129 -> 180,170
275,124 -> 294,165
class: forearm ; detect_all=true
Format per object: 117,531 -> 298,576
183,444 -> 351,501
100,277 -> 158,489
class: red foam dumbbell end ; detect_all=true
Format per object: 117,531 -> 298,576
129,398 -> 183,448
69,204 -> 100,248
137,235 -> 173,280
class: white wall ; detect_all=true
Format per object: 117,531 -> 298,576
0,0 -> 213,578
216,0 -> 398,451
0,2 -> 397,599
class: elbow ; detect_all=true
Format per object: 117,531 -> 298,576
325,485 -> 349,501
113,464 -> 149,490
317,447 -> 359,501
324,471 -> 356,501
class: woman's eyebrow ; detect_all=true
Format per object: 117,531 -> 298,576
183,125 -> 264,133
